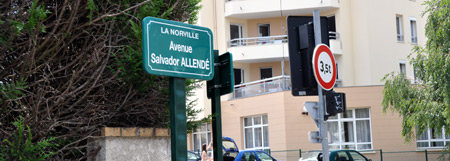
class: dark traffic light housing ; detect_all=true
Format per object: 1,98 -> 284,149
324,90 -> 346,121
287,16 -> 330,96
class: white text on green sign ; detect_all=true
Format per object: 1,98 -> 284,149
142,17 -> 214,80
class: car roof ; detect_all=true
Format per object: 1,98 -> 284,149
306,149 -> 360,152
222,136 -> 235,142
331,149 -> 359,153
239,149 -> 266,152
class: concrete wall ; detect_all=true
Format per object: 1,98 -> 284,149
89,127 -> 171,161
337,0 -> 425,86
247,17 -> 287,37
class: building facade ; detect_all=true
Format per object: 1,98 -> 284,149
188,0 -> 436,161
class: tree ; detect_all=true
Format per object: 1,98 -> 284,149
382,0 -> 450,142
0,0 -> 205,159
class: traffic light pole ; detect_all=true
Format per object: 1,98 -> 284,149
313,10 -> 330,161
211,50 -> 224,161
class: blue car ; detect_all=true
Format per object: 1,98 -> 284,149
234,150 -> 278,161
222,136 -> 278,161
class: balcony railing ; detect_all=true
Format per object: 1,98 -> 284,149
229,32 -> 339,48
229,35 -> 288,48
233,75 -> 291,99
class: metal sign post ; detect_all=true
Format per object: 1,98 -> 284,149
207,51 -> 234,161
169,77 -> 187,161
313,10 -> 330,161
211,50 -> 224,161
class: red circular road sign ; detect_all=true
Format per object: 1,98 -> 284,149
312,44 -> 336,90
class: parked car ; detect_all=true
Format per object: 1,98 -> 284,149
234,150 -> 278,161
222,136 -> 240,160
188,150 -> 201,161
299,150 -> 371,161
222,136 -> 278,161
298,151 -> 321,161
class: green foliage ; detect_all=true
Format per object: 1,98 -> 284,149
3,0 -> 51,39
185,79 -> 213,133
184,0 -> 202,24
0,79 -> 27,105
1,0 -> 205,159
86,0 -> 98,22
6,19 -> 25,35
111,0 -> 202,91
382,0 -> 450,142
0,117 -> 57,161
110,0 -> 207,127
24,0 -> 51,34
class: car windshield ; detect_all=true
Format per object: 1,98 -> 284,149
349,151 -> 366,161
256,151 -> 273,161
187,152 -> 198,160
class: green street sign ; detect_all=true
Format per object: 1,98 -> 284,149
142,17 -> 214,80
207,52 -> 234,99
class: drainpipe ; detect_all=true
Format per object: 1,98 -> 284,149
281,59 -> 286,90
213,0 -> 218,49
280,0 -> 286,90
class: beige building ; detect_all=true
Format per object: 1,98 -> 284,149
188,0 -> 441,161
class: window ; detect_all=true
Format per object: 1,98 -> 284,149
417,128 -> 450,148
413,63 -> 420,84
334,63 -> 341,87
258,24 -> 270,37
327,108 -> 372,150
256,151 -> 273,161
410,17 -> 418,44
230,24 -> 244,46
335,151 -> 350,161
396,15 -> 404,42
241,152 -> 255,161
258,24 -> 270,44
260,68 -> 272,80
192,123 -> 211,154
234,68 -> 244,85
336,63 -> 339,80
349,151 -> 368,161
399,61 -> 406,76
244,115 -> 269,152
328,15 -> 337,39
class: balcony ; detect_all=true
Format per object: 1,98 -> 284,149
233,75 -> 291,99
225,0 -> 340,19
229,35 -> 287,47
228,35 -> 288,62
228,32 -> 341,62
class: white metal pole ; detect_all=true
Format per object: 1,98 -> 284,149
313,9 -> 330,161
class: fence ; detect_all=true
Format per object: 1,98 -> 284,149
267,149 -> 450,161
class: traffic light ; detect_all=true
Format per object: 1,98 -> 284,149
303,91 -> 346,122
325,91 -> 346,118
287,16 -> 330,96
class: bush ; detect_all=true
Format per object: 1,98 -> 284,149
0,117 -> 57,161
